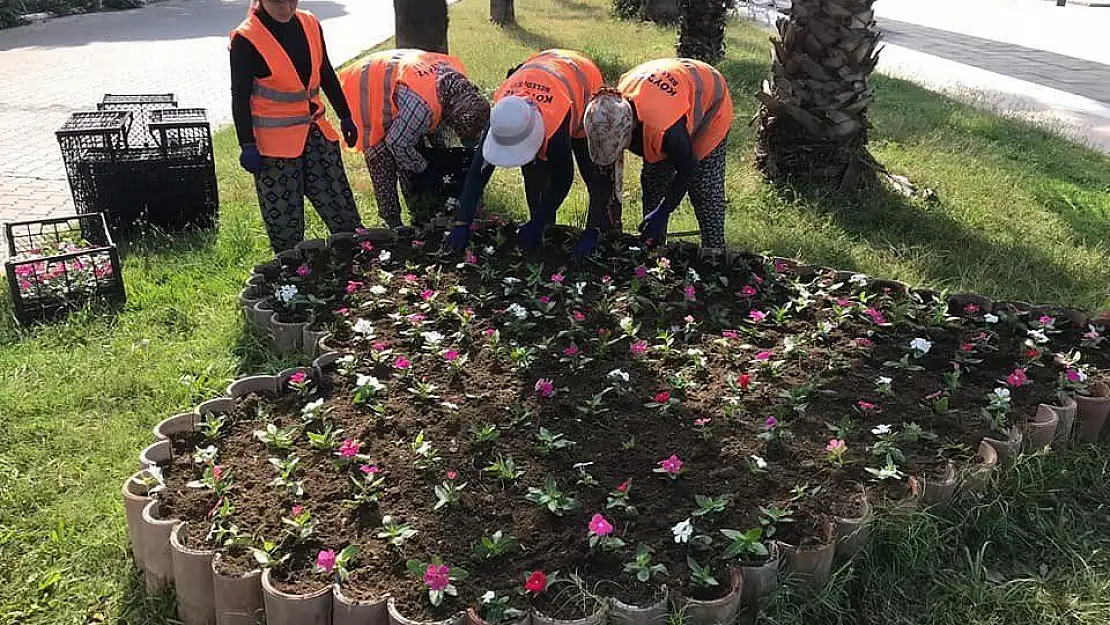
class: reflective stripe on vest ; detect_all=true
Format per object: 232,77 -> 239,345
252,84 -> 320,103
358,50 -> 407,150
678,60 -> 726,146
252,110 -> 323,128
519,51 -> 592,133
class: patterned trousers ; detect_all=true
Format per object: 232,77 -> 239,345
640,140 -> 728,249
253,126 -> 363,253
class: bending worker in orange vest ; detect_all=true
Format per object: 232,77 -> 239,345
339,49 -> 489,231
583,58 -> 733,251
445,50 -> 617,252
230,0 -> 363,252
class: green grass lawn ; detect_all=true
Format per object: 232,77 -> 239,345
0,0 -> 1108,623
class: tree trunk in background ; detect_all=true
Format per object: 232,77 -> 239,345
754,0 -> 881,188
676,0 -> 731,64
490,0 -> 515,25
394,0 -> 449,53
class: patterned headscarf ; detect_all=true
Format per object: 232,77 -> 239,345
584,87 -> 634,166
437,67 -> 490,143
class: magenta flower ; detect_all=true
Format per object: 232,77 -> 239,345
447,470 -> 458,480
360,464 -> 379,474
853,337 -> 873,348
360,240 -> 375,252
420,289 -> 436,301
393,356 -> 412,370
211,465 -> 224,480
412,240 -> 425,249
588,513 -> 614,536
684,285 -> 697,301
346,281 -> 363,294
964,303 -> 980,315
296,264 -> 311,277
694,418 -> 712,426
749,310 -> 767,322
316,550 -> 337,573
573,311 -> 586,322
740,285 -> 757,297
371,341 -> 389,352
465,250 -> 479,264
534,378 -> 555,398
551,272 -> 565,284
864,307 -> 887,325
764,416 -> 778,429
288,371 -> 306,385
404,274 -> 419,283
409,313 -> 426,325
339,439 -> 361,458
1006,368 -> 1029,388
658,455 -> 684,475
634,265 -> 648,280
483,328 -> 497,337
654,391 -> 671,404
857,400 -> 877,411
754,351 -> 772,361
1066,369 -> 1083,383
335,307 -> 350,317
564,345 -> 580,357
291,505 -> 305,517
444,350 -> 460,362
721,330 -> 739,339
423,564 -> 450,591
1038,315 -> 1054,326
630,341 -> 649,357
601,274 -> 612,284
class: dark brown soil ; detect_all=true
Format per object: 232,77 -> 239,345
155,224 -> 1105,621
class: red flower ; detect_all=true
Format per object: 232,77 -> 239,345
1025,348 -> 1041,359
617,479 -> 631,493
738,373 -> 751,390
654,391 -> 671,404
524,571 -> 547,594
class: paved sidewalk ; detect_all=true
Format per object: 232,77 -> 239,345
741,0 -> 1110,154
0,0 -> 395,234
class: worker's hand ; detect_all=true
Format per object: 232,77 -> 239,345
340,118 -> 359,148
516,219 -> 545,250
239,144 -> 262,174
638,205 -> 670,245
573,228 -> 601,258
445,224 -> 470,250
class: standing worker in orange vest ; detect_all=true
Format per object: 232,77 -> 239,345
230,0 -> 363,252
583,58 -> 733,251
338,49 -> 489,231
445,50 -> 617,252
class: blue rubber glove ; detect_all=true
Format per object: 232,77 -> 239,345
638,205 -> 670,244
573,228 -> 600,258
239,144 -> 262,174
516,220 -> 545,249
340,118 -> 359,148
445,225 -> 470,250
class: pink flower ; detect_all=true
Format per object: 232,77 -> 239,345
630,341 -> 648,357
534,378 -> 555,398
658,455 -> 683,475
964,303 -> 980,315
288,371 -> 306,385
483,328 -> 497,337
551,272 -> 565,284
355,226 -> 370,235
444,350 -> 459,362
316,550 -> 337,573
684,315 -> 695,324
654,391 -> 671,404
764,416 -> 778,429
446,470 -> 458,480
404,274 -> 419,283
524,571 -> 547,594
420,289 -> 436,301
564,345 -> 580,357
857,400 -> 877,411
412,240 -> 425,249
360,464 -> 379,474
634,265 -> 648,280
1006,368 -> 1029,387
684,285 -> 697,301
721,330 -> 739,339
658,257 -> 671,270
409,313 -> 426,325
694,418 -> 711,426
836,298 -> 853,307
372,341 -> 389,352
291,505 -> 305,517
573,311 -> 586,322
393,356 -> 412,370
339,439 -> 361,458
360,240 -> 375,252
853,337 -> 873,348
754,351 -> 772,361
211,465 -> 224,480
1066,369 -> 1084,383
616,479 -> 631,492
749,310 -> 767,322
738,373 -> 751,390
601,275 -> 612,284
296,264 -> 311,277
825,439 -> 846,453
335,307 -> 350,317
588,513 -> 614,536
740,285 -> 757,297
539,295 -> 551,305
465,250 -> 479,264
864,307 -> 887,325
423,564 -> 450,591
346,281 -> 363,294
960,343 -> 975,353
1038,315 -> 1054,326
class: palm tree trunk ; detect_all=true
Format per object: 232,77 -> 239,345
754,0 -> 881,187
490,0 -> 515,25
394,0 -> 449,53
677,0 -> 731,64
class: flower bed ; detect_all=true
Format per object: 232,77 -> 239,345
128,223 -> 1110,625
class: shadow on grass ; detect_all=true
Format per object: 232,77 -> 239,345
116,568 -> 177,625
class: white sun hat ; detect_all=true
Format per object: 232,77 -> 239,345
483,96 -> 546,168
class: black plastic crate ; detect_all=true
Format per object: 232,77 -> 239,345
57,111 -> 132,217
5,214 -> 125,324
148,107 -> 212,155
98,93 -> 177,147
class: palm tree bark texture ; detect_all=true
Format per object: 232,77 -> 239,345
755,0 -> 881,188
677,0 -> 733,64
491,0 -> 515,25
394,0 -> 449,53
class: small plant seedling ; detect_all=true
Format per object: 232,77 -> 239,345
472,530 -> 519,560
720,528 -> 769,562
535,428 -> 576,455
525,474 -> 581,516
686,556 -> 719,589
484,455 -> 524,482
623,544 -> 668,583
377,516 -> 418,548
692,494 -> 729,517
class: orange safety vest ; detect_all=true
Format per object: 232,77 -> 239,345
493,49 -> 603,160
230,9 -> 339,158
338,49 -> 468,153
618,58 -> 734,164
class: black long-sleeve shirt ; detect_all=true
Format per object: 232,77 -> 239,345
628,112 -> 697,218
229,5 -> 350,147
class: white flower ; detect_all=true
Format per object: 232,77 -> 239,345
378,250 -> 392,263
423,330 -> 445,345
480,591 -> 496,605
502,277 -> 521,286
993,387 -> 1011,400
573,282 -> 587,296
1027,329 -> 1049,344
572,462 -> 595,470
506,303 -> 527,319
751,455 -> 768,469
338,355 -> 356,366
671,518 -> 694,544
352,318 -> 376,335
276,284 -> 298,303
1075,369 -> 1089,382
872,424 -> 892,436
877,376 -> 893,386
909,337 -> 932,354
875,465 -> 904,480
687,268 -> 701,283
984,313 -> 999,324
629,246 -> 642,252
368,285 -> 388,296
783,337 -> 797,353
193,445 -> 218,465
302,398 -> 324,415
454,285 -> 469,295
355,375 -> 385,393
607,368 -> 630,384
849,273 -> 868,287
